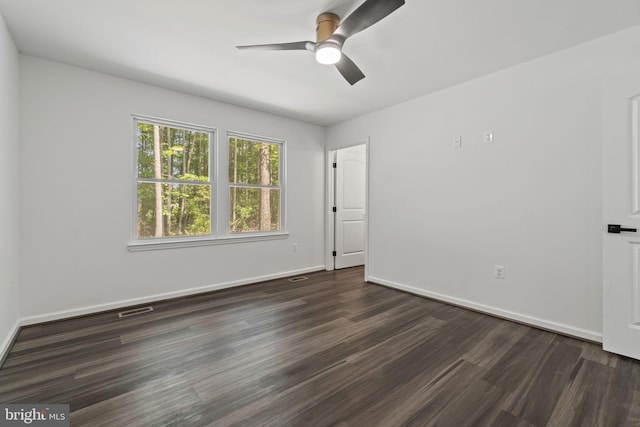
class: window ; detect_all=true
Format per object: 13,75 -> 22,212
228,133 -> 284,233
134,116 -> 214,240
131,116 -> 287,249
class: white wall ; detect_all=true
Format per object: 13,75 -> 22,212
19,56 -> 326,321
327,26 -> 640,340
0,12 -> 20,358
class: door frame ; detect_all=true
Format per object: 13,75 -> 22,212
325,139 -> 370,279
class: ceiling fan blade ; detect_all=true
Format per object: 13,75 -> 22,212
335,53 -> 365,85
331,0 -> 405,45
236,41 -> 315,52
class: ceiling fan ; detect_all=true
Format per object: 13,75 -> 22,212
236,0 -> 405,85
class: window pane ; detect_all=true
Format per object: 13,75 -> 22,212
137,182 -> 211,238
230,187 -> 280,233
137,122 -> 209,181
228,137 -> 279,186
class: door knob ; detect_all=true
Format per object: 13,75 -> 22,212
608,224 -> 638,233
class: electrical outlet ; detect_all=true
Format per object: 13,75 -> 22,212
483,131 -> 494,144
453,136 -> 462,149
494,264 -> 505,279
292,243 -> 298,252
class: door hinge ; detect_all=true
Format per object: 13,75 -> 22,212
332,251 -> 337,256
333,162 -> 337,168
332,207 -> 337,213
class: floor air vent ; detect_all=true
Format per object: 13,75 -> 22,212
118,306 -> 154,318
288,276 -> 308,283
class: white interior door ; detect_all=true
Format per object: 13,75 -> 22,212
334,145 -> 366,269
603,73 -> 640,360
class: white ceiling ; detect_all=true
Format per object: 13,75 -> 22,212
1,0 -> 640,126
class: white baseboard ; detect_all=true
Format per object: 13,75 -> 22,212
19,266 -> 326,327
0,319 -> 21,368
368,276 -> 603,343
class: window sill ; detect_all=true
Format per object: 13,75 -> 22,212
127,232 -> 289,252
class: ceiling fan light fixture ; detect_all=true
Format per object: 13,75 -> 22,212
315,43 -> 341,65
236,0 -> 406,83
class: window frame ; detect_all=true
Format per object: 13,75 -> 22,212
128,116 -> 288,252
226,131 -> 287,236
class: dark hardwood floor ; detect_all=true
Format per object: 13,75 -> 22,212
1,267 -> 639,426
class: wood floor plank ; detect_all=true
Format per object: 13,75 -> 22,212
406,363 -> 506,427
1,266 -> 640,426
69,375 -> 203,426
462,320 -> 529,369
491,410 -> 539,427
505,337 -> 583,426
546,358 -> 615,427
482,328 -> 556,392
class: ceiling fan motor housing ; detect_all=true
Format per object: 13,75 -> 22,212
316,13 -> 340,42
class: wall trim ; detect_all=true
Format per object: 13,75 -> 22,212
18,266 -> 326,327
0,320 -> 21,368
368,276 -> 603,343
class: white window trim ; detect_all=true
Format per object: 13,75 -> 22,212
128,232 -> 289,252
128,116 -> 288,252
